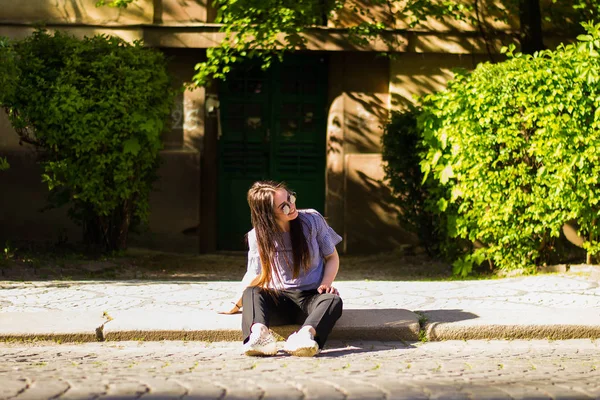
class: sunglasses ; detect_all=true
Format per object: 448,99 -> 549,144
277,192 -> 297,215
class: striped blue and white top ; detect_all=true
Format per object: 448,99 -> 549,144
246,209 -> 342,290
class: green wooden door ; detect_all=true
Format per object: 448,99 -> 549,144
217,55 -> 328,250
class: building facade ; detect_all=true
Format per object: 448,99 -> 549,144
0,0 -> 565,254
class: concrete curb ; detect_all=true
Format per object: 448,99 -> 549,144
102,309 -> 421,342
426,324 -> 600,341
102,310 -> 242,342
569,264 -> 600,282
0,312 -> 108,342
422,308 -> 600,341
0,309 -> 420,343
3,308 -> 600,343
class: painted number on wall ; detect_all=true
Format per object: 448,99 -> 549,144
171,100 -> 201,131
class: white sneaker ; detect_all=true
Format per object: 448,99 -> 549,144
283,330 -> 320,357
243,328 -> 278,356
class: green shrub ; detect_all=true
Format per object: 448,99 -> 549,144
382,107 -> 464,260
0,30 -> 175,251
0,37 -> 16,172
419,22 -> 600,275
0,37 -> 17,106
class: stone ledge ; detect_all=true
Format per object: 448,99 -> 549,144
568,264 -> 600,282
422,309 -> 600,341
4,308 -> 600,343
102,309 -> 420,342
0,311 -> 108,342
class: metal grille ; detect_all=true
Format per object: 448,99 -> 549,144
276,142 -> 319,175
221,141 -> 265,175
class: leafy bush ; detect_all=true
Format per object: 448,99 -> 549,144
382,107 -> 464,259
419,22 -> 600,275
0,30 -> 175,251
0,37 -> 16,172
0,37 -> 17,106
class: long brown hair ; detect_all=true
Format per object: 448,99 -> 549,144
247,181 -> 311,288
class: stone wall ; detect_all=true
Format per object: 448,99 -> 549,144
326,52 -> 416,253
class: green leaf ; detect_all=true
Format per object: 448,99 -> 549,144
0,157 -> 9,171
437,197 -> 448,212
123,138 -> 141,155
439,165 -> 454,184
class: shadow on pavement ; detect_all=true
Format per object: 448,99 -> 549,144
418,309 -> 480,323
0,250 -> 454,282
319,341 -> 417,358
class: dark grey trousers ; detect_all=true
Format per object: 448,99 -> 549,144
241,286 -> 343,349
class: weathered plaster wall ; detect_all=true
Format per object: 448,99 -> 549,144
128,48 -> 205,252
327,52 -> 500,253
158,0 -> 212,23
389,52 -> 492,109
0,0 -> 152,24
0,113 -> 18,150
327,52 -> 415,254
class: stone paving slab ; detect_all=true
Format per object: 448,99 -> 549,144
1,275 -> 599,342
1,276 -> 598,312
1,340 -> 599,399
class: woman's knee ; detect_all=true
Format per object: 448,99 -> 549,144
331,295 -> 343,316
243,286 -> 262,296
244,286 -> 256,294
319,293 -> 343,315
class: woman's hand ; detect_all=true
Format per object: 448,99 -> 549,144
217,302 -> 241,315
317,284 -> 339,295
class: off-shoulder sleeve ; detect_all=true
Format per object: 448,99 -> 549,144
309,210 -> 342,258
246,230 -> 261,275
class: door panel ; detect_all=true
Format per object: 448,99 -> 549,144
217,64 -> 269,249
218,55 -> 327,250
272,56 -> 327,219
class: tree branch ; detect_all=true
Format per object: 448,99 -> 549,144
474,0 -> 496,63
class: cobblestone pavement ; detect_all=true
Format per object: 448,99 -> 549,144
1,275 -> 599,313
1,340 -> 599,399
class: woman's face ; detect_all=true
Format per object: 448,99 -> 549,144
273,188 -> 298,224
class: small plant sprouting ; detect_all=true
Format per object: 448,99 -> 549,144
415,311 -> 429,342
